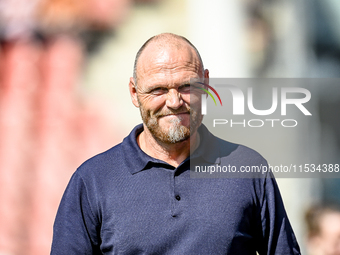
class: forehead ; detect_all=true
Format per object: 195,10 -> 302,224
137,42 -> 202,86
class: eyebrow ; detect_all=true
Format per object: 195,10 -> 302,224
143,85 -> 168,93
146,81 -> 193,91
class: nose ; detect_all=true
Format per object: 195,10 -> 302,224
166,89 -> 183,110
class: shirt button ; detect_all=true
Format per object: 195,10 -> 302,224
175,195 -> 181,201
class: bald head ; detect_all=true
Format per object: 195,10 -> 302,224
133,33 -> 204,85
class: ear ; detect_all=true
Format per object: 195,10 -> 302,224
203,69 -> 210,98
204,69 -> 209,84
129,77 -> 139,108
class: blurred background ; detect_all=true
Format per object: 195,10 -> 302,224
0,0 -> 339,254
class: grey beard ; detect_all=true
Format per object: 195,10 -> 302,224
167,117 -> 189,143
146,114 -> 190,144
138,98 -> 202,144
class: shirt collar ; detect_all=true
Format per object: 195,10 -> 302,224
121,124 -> 221,175
121,124 -> 162,175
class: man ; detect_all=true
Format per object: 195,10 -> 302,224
51,33 -> 301,254
305,203 -> 340,255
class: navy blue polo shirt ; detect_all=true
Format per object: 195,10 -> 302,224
51,124 -> 300,254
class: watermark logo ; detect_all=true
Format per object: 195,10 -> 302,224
195,82 -> 223,106
201,84 -> 311,116
194,81 -> 313,128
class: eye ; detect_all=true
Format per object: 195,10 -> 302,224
178,84 -> 191,93
149,87 -> 168,95
187,83 -> 205,94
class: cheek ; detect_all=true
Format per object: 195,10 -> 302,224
189,97 -> 202,113
187,92 -> 202,105
141,96 -> 166,113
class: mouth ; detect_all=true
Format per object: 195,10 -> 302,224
159,112 -> 190,119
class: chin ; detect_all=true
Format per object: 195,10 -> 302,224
165,125 -> 190,144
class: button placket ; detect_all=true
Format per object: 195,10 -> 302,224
169,170 -> 176,217
170,168 -> 182,217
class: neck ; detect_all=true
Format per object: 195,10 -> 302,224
137,125 -> 200,168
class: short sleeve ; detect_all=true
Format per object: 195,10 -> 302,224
51,171 -> 101,254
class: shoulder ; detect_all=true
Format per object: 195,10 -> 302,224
207,134 -> 269,179
211,134 -> 268,166
75,142 -> 125,181
198,124 -> 267,165
196,125 -> 269,178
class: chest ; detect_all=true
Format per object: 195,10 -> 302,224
98,170 -> 259,254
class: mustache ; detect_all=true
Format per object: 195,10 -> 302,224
153,107 -> 191,118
